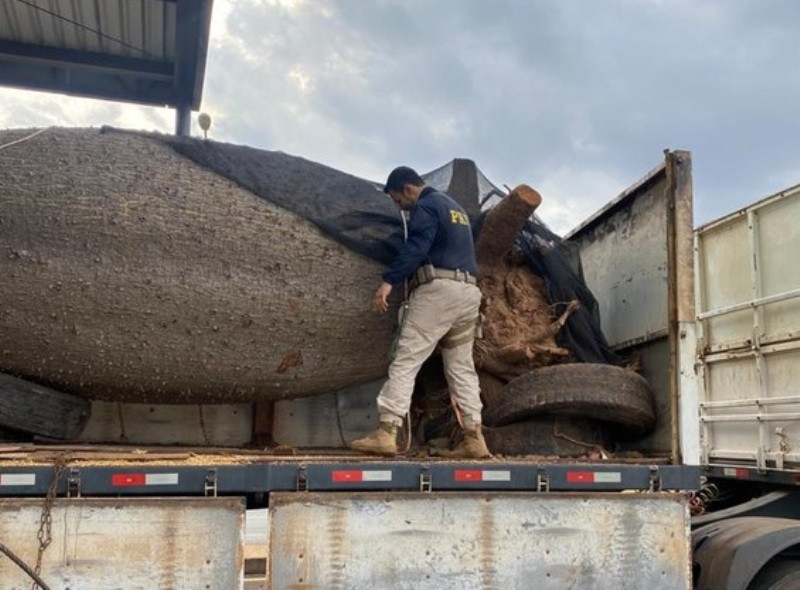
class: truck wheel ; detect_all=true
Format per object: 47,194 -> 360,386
482,363 -> 656,436
0,372 -> 91,439
484,415 -> 611,457
748,559 -> 800,590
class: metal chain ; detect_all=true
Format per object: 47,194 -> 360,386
32,456 -> 67,590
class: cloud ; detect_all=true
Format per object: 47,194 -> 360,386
0,87 -> 172,133
3,0 -> 800,232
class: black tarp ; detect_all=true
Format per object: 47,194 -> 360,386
153,131 -> 406,265
127,129 -> 620,365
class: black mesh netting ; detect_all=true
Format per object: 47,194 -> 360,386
514,218 -> 623,365
138,129 -> 620,365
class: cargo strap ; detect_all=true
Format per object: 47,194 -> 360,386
440,320 -> 478,349
410,264 -> 477,291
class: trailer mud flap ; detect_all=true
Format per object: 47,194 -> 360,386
269,492 -> 691,590
0,497 -> 244,589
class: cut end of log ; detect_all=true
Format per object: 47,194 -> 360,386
475,184 -> 543,272
509,184 -> 542,210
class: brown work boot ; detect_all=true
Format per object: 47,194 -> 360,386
441,418 -> 492,459
350,421 -> 398,456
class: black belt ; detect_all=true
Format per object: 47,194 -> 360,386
410,264 -> 477,290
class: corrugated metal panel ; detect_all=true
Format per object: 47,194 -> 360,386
0,0 -> 210,110
269,492 -> 692,590
0,0 -> 173,61
697,183 -> 800,471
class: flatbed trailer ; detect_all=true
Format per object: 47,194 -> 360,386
0,150 -> 700,589
0,448 -> 693,496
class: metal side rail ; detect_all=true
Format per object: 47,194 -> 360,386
703,463 -> 800,487
0,461 -> 701,496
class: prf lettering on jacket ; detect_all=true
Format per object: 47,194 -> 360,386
449,210 -> 469,225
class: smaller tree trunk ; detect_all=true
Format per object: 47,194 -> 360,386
474,184 -> 541,273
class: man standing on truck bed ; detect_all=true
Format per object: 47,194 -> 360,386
350,166 -> 491,459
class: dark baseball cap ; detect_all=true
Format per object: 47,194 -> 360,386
383,166 -> 423,193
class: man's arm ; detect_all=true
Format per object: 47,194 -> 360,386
381,205 -> 438,286
373,204 -> 438,313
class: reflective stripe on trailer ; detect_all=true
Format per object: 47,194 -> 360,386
0,473 -> 36,486
722,467 -> 749,478
331,470 -> 392,483
454,470 -> 511,482
112,473 -> 180,487
566,471 -> 622,484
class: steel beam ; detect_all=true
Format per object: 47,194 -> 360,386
0,39 -> 172,80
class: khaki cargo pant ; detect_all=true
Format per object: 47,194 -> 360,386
377,279 -> 483,426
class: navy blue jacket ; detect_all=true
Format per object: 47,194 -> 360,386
382,187 -> 478,285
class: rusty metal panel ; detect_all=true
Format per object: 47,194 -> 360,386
568,169 -> 669,348
567,171 -> 670,455
269,492 -> 691,590
566,151 -> 697,462
0,497 -> 244,589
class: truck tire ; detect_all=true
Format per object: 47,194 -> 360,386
748,559 -> 800,590
0,372 -> 91,439
482,363 -> 656,436
484,415 -> 611,457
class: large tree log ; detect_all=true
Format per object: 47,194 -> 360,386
0,128 -> 396,403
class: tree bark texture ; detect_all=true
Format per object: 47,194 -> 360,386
474,184 -> 541,273
0,128 -> 396,403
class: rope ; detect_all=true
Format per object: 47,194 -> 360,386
0,128 -> 48,152
333,391 -> 348,447
0,541 -> 51,590
449,393 -> 465,430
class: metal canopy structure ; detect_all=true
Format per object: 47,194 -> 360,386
0,0 -> 213,135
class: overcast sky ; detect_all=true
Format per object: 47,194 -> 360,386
2,0 -> 799,233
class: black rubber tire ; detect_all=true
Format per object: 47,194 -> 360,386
0,426 -> 32,442
748,559 -> 800,590
482,363 -> 656,436
0,372 -> 91,439
484,415 -> 612,457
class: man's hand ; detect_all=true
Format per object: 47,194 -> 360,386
373,282 -> 393,313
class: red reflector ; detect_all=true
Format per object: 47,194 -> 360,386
566,471 -> 594,483
454,470 -> 482,481
112,473 -> 146,486
332,470 -> 363,482
736,468 -> 749,478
